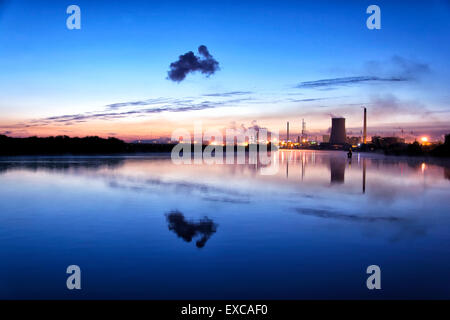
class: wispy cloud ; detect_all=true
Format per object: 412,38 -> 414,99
287,97 -> 343,103
13,96 -> 252,128
365,55 -> 430,79
203,91 -> 252,97
296,56 -> 430,89
105,98 -> 175,110
292,93 -> 430,121
295,76 -> 406,89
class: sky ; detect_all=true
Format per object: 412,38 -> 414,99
0,0 -> 449,141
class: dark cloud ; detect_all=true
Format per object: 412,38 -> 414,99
167,45 -> 220,82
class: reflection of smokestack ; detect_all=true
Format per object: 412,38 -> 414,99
362,158 -> 366,193
329,118 -> 346,145
363,107 -> 367,144
287,121 -> 290,141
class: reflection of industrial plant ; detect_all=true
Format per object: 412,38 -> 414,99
281,151 -> 367,193
166,211 -> 217,248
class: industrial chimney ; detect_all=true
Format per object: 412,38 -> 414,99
363,107 -> 367,144
287,121 -> 290,141
329,117 -> 346,145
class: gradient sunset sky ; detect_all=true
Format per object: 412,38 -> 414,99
0,0 -> 449,141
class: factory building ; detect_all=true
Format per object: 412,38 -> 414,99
371,136 -> 405,147
347,136 -> 361,146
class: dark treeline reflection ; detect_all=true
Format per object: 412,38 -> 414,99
0,158 -> 125,175
166,211 -> 218,248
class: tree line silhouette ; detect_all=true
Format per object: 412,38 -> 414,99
378,134 -> 450,157
0,135 -> 174,155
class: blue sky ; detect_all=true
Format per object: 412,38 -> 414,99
0,0 -> 449,140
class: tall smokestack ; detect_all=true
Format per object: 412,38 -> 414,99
363,107 -> 367,144
287,121 -> 290,141
301,118 -> 306,141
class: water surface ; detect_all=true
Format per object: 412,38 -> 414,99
0,151 -> 449,299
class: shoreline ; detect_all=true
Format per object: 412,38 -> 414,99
1,149 -> 449,165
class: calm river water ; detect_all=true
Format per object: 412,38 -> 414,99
0,150 -> 449,299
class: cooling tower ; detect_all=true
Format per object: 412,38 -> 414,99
329,117 -> 346,145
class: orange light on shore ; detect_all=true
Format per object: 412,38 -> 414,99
209,141 -> 224,146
